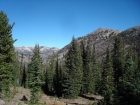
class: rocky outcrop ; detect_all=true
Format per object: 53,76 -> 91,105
57,28 -> 121,60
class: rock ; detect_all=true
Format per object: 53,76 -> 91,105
20,95 -> 28,101
0,100 -> 5,105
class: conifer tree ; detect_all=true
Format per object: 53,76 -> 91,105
28,45 -> 44,104
54,57 -> 63,96
80,40 -> 86,94
45,53 -> 56,94
119,48 -> 140,105
20,53 -> 24,86
11,51 -> 20,96
26,54 -> 31,88
0,11 -> 16,97
133,51 -> 139,70
80,40 -> 85,60
12,52 -> 20,87
113,35 -> 125,104
82,42 -> 94,94
92,45 -> 101,94
101,48 -> 114,105
120,55 -> 135,104
62,36 -> 83,98
21,64 -> 26,88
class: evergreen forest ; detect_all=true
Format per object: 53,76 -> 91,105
0,11 -> 140,105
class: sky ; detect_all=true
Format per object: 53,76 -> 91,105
0,0 -> 140,48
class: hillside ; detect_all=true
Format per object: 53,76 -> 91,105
120,26 -> 140,49
57,26 -> 140,60
57,28 -> 121,59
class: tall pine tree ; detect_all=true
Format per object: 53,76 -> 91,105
119,48 -> 140,105
80,40 -> 86,94
62,36 -> 83,98
54,57 -> 63,96
21,64 -> 26,88
45,53 -> 56,94
13,52 -> 20,87
20,53 -> 24,86
0,11 -> 16,98
28,45 -> 44,104
92,44 -> 101,94
82,41 -> 94,94
113,35 -> 125,104
101,48 -> 114,105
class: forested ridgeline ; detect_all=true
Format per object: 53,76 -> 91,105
0,11 -> 140,105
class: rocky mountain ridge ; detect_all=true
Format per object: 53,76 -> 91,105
57,28 -> 121,59
15,25 -> 140,63
57,25 -> 140,61
15,46 -> 60,63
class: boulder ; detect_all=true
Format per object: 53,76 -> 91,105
0,100 -> 5,105
20,95 -> 28,101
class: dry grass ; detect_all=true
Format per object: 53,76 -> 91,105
2,87 -> 97,105
47,101 -> 65,105
3,87 -> 30,105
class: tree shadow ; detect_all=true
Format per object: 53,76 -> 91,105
79,94 -> 95,100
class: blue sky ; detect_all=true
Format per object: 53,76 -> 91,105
1,0 -> 140,48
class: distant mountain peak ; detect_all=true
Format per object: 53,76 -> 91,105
86,28 -> 121,41
15,26 -> 140,64
91,28 -> 121,34
58,26 -> 140,62
15,46 -> 60,63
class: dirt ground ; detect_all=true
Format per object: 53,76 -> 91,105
1,87 -> 98,105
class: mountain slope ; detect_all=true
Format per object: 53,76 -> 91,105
120,26 -> 140,49
57,26 -> 140,60
15,46 -> 59,63
57,28 -> 121,59
15,25 -> 140,63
